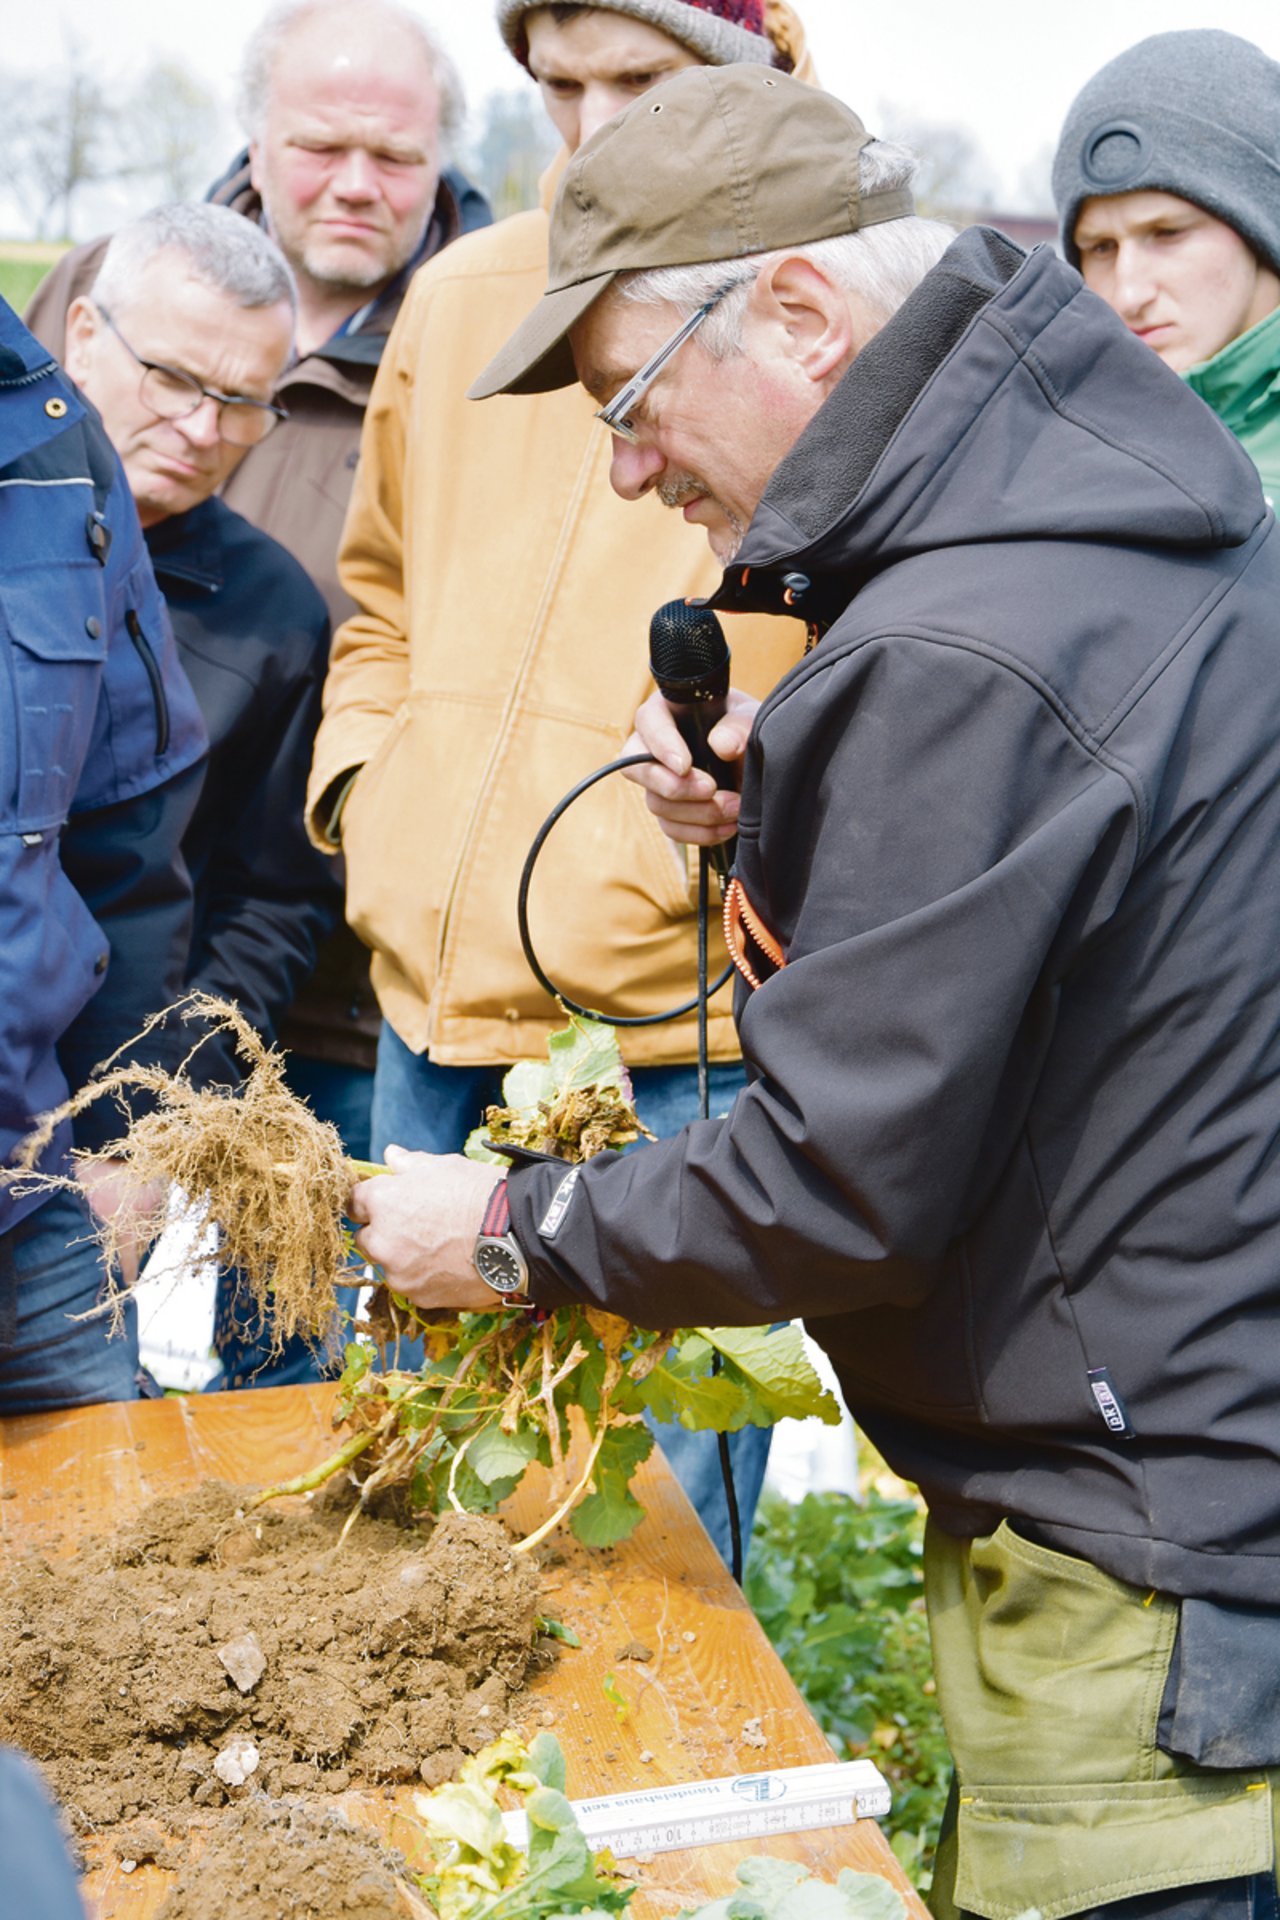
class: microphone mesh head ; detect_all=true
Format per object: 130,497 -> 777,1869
649,599 -> 729,681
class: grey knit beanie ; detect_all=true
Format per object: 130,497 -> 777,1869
497,0 -> 782,74
1053,30 -> 1280,277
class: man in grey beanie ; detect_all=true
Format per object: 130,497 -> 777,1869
1053,29 -> 1280,500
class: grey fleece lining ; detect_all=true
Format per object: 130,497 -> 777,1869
755,226 -> 1027,555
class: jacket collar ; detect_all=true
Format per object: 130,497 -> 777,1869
1184,305 -> 1280,435
710,225 -> 1266,632
143,496 -> 226,595
709,226 -> 1024,627
0,297 -> 89,474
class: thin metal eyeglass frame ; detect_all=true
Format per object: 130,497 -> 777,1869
594,275 -> 744,445
94,303 -> 289,444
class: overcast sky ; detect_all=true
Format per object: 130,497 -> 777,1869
7,1 -> 1280,233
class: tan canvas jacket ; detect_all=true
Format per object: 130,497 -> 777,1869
308,3 -> 815,1068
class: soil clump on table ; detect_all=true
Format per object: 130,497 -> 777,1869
152,1795 -> 423,1920
0,1479 -> 541,1844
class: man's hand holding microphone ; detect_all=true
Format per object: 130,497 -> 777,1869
348,599 -> 761,1311
624,599 -> 760,857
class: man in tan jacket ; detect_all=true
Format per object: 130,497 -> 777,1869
307,0 -> 814,1565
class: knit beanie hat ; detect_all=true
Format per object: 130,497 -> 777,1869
498,0 -> 783,75
1053,30 -> 1280,277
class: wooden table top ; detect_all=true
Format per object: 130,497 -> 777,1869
0,1385 -> 927,1920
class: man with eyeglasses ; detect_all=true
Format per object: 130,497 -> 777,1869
62,205 -> 340,1173
353,64 -> 1280,1915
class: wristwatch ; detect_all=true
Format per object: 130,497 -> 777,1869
473,1179 -> 529,1302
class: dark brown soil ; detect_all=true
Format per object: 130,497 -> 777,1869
0,1479 -> 541,1842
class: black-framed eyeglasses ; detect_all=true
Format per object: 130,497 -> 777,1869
594,274 -> 748,445
95,303 -> 289,447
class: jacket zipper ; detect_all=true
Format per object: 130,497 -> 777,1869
0,358 -> 64,391
125,610 -> 171,756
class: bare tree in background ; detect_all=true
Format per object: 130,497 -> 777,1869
3,44 -> 120,239
119,59 -> 224,204
875,105 -> 999,221
1013,144 -> 1056,217
467,90 -> 558,219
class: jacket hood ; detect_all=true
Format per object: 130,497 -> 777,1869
720,225 -> 1268,623
536,0 -> 816,212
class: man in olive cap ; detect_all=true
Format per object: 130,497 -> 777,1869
353,64 -> 1280,1916
1053,29 -> 1280,501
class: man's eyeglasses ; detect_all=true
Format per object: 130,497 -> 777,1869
96,304 -> 289,447
594,275 -> 746,445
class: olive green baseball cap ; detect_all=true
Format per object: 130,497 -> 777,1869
468,64 -> 914,400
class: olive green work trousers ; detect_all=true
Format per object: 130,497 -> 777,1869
923,1519 -> 1279,1920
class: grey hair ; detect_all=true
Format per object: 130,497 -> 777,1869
237,0 -> 466,154
92,203 -> 297,317
616,140 -> 954,355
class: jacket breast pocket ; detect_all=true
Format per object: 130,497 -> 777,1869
3,570 -> 106,832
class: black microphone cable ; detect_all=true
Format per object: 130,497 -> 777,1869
514,600 -> 747,1581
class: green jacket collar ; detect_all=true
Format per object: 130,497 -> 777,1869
1184,306 -> 1280,433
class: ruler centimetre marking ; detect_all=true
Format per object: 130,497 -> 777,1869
497,1760 -> 892,1859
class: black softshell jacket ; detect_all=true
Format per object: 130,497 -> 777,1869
509,228 -> 1280,1606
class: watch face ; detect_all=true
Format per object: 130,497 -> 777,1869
475,1239 -> 526,1295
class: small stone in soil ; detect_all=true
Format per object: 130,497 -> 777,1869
213,1738 -> 260,1787
217,1631 -> 268,1693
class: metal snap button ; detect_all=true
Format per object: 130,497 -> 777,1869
44,396 -> 69,419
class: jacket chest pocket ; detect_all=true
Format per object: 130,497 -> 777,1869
2,570 -> 106,832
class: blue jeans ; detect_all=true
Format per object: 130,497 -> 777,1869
0,1188 -> 139,1415
371,1023 -> 773,1572
0,1750 -> 87,1920
205,1054 -> 374,1392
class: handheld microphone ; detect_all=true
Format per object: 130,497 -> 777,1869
648,598 -> 739,882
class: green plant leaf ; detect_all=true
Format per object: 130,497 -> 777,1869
467,1424 -> 541,1487
638,1354 -> 754,1432
833,1871 -> 909,1920
544,1014 -> 626,1095
534,1615 -> 581,1648
415,1781 -> 508,1858
699,1324 -> 842,1424
569,1423 -> 653,1547
502,1058 -> 557,1110
464,1128 -> 512,1166
601,1672 -> 629,1722
526,1733 -> 567,1794
680,1860 -> 906,1920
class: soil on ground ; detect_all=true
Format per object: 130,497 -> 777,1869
0,1477 -> 542,1899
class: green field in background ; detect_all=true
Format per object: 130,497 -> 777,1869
0,242 -> 68,315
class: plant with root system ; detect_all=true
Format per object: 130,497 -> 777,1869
11,996 -> 838,1550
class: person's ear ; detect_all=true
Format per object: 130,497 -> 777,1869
248,141 -> 264,198
748,255 -> 861,388
63,297 -> 101,387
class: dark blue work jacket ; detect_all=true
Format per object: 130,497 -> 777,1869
0,298 -> 206,1234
